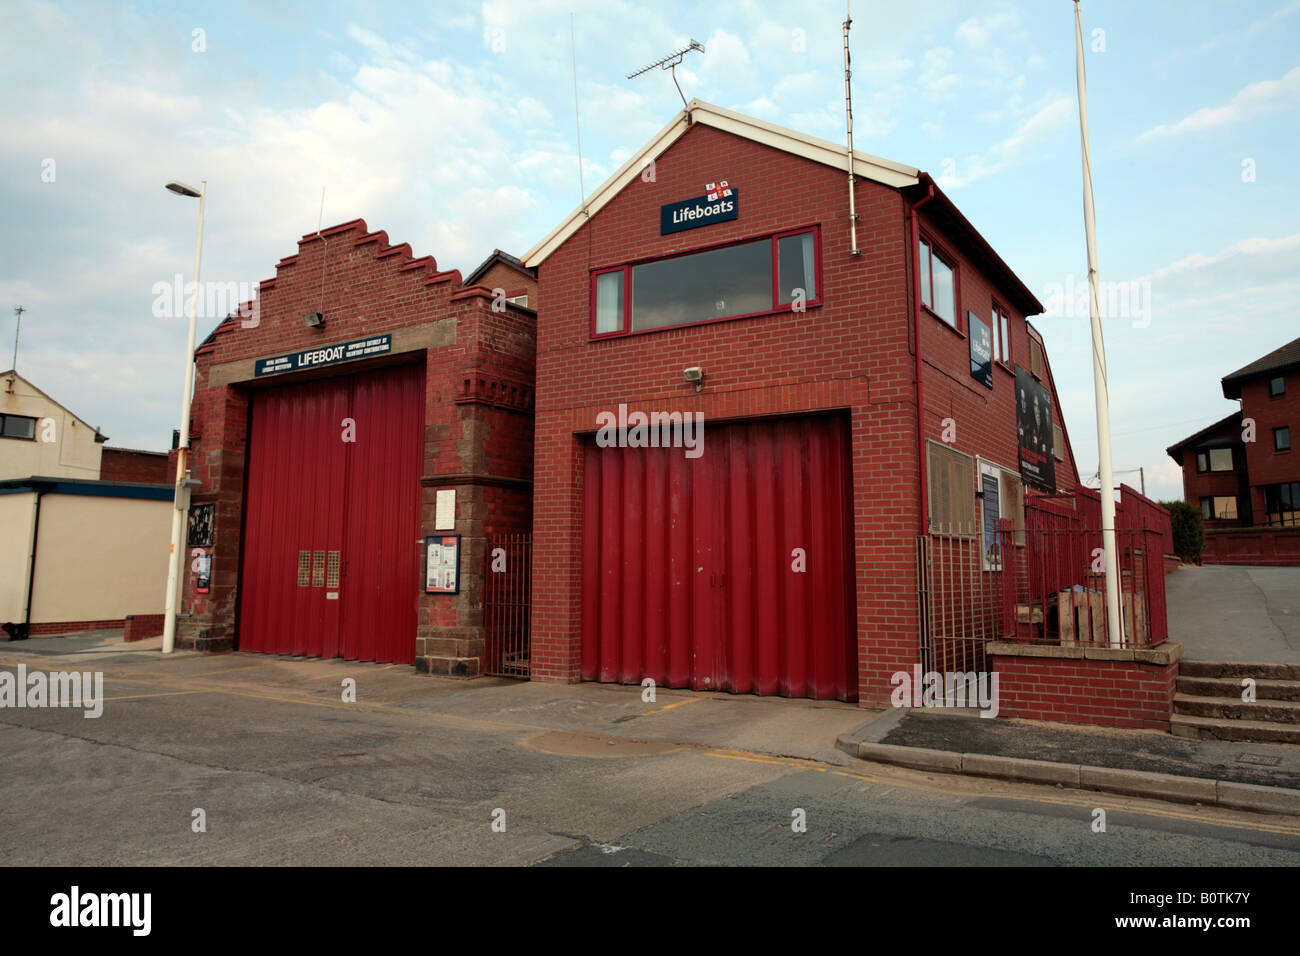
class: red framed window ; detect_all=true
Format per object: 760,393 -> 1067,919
918,233 -> 958,329
992,300 -> 1011,365
590,226 -> 822,338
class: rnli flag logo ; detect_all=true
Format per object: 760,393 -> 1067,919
706,180 -> 732,201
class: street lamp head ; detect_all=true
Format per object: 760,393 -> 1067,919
165,180 -> 202,198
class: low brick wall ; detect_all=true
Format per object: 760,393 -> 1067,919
988,641 -> 1182,731
124,614 -> 165,642
26,619 -> 124,636
1204,526 -> 1300,566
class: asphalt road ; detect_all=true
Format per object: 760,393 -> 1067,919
1,648 -> 1299,867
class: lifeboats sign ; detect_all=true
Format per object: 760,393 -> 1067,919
661,188 -> 739,235
254,334 -> 392,377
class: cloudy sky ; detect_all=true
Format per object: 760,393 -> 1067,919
2,0 -> 1297,500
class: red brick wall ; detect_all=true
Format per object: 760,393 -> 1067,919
124,613 -> 165,642
992,653 -> 1178,730
915,211 -> 1079,500
100,448 -> 170,484
26,619 -> 123,635
473,262 -> 538,310
532,123 -> 1071,705
1204,526 -> 1300,566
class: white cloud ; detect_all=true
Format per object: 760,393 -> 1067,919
935,95 -> 1073,188
1142,66 -> 1300,138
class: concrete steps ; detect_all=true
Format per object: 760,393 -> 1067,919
1172,659 -> 1300,742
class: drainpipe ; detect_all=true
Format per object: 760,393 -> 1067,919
910,181 -> 936,534
16,486 -> 47,641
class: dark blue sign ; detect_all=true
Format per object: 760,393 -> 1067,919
660,190 -> 739,235
969,312 -> 993,389
254,334 -> 392,377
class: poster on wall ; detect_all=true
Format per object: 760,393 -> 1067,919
187,502 -> 214,547
968,312 -> 993,389
425,534 -> 460,594
1015,364 -> 1057,493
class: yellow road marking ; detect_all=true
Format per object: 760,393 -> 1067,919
639,696 -> 708,718
100,690 -> 209,703
704,748 -> 1300,837
299,663 -> 399,681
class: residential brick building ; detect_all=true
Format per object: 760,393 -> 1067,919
1169,334 -> 1300,564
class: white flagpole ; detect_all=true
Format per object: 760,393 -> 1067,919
1073,0 -> 1124,647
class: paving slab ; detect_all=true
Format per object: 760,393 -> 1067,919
872,709 -> 1300,790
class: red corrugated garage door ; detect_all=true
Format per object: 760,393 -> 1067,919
581,414 -> 857,701
238,363 -> 423,664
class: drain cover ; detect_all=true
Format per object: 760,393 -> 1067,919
1237,753 -> 1281,766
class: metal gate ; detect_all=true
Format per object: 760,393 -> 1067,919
484,532 -> 531,677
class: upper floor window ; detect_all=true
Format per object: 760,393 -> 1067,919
0,413 -> 37,440
591,227 -> 820,338
918,235 -> 957,328
1270,375 -> 1286,397
1196,447 -> 1235,472
1277,426 -> 1292,452
992,301 -> 1011,365
1028,336 -> 1044,380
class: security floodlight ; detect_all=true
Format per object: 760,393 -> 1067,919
165,181 -> 202,198
684,366 -> 704,392
303,311 -> 325,329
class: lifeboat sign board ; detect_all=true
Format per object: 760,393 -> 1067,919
255,334 -> 392,377
661,190 -> 739,235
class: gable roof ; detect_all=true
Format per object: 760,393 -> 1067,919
521,99 -> 920,268
1166,410 -> 1243,461
464,249 -> 535,287
519,99 -> 1044,317
1,369 -> 107,441
1221,334 -> 1300,399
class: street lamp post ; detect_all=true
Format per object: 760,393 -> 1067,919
162,179 -> 205,655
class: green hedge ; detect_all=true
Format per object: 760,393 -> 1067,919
1160,500 -> 1204,564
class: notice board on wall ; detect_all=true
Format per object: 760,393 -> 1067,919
425,534 -> 460,594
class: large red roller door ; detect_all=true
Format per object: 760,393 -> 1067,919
238,363 -> 423,664
581,414 -> 857,701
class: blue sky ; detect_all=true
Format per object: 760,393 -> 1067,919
2,0 -> 1297,501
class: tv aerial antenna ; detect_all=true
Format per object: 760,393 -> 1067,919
627,39 -> 705,109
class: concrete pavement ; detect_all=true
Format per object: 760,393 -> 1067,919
3,635 -> 1300,865
1167,564 -> 1300,663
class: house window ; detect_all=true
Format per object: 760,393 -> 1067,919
1196,447 -> 1234,472
927,440 -> 975,535
1052,424 -> 1065,461
1264,481 -> 1300,526
992,302 -> 1011,364
918,235 -> 957,328
1200,496 -> 1239,520
1276,426 -> 1292,451
0,413 -> 37,440
1270,376 -> 1286,397
507,294 -> 529,308
591,227 -> 820,337
1029,337 -> 1044,379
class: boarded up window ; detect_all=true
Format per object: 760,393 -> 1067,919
1053,424 -> 1065,461
1030,337 -> 1044,379
928,441 -> 975,535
